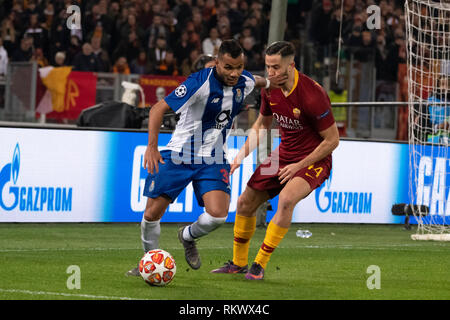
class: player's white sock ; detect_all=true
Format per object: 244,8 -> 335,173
183,211 -> 227,241
141,217 -> 160,252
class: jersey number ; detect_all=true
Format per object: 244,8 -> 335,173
305,164 -> 323,179
220,169 -> 229,184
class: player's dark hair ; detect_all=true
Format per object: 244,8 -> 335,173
265,41 -> 296,58
218,39 -> 243,59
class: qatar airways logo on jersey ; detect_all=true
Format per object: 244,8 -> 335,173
273,113 -> 303,130
0,144 -> 73,212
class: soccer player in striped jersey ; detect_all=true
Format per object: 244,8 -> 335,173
126,40 -> 283,275
212,41 -> 339,280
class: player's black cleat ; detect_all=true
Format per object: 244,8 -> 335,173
245,262 -> 264,280
178,227 -> 201,270
211,260 -> 248,274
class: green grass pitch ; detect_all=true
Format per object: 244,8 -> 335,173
0,223 -> 449,300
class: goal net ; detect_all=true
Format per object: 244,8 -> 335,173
406,0 -> 450,241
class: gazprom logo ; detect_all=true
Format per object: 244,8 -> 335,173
315,170 -> 372,214
0,143 -> 73,212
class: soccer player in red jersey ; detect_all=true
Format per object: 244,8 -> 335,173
212,41 -> 340,279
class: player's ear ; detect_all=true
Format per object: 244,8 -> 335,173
289,59 -> 295,70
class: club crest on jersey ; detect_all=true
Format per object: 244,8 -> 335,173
235,89 -> 243,103
174,85 -> 187,98
293,108 -> 301,119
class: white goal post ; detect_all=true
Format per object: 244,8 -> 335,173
405,0 -> 450,240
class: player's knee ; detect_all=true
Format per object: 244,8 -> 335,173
278,194 -> 297,212
237,195 -> 254,216
206,207 -> 228,218
143,206 -> 164,222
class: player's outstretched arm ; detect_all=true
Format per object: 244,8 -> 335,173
144,99 -> 171,174
230,113 -> 273,175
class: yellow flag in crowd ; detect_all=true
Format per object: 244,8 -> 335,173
40,66 -> 72,112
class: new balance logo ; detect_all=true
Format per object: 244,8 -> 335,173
211,98 -> 221,103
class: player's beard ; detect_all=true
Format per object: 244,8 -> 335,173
215,68 -> 238,87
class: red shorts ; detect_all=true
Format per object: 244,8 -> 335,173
247,155 -> 332,199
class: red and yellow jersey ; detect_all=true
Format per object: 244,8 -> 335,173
260,69 -> 335,162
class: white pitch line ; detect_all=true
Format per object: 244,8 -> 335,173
0,288 -> 146,300
0,243 -> 447,254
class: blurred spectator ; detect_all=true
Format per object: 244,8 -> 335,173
146,13 -> 169,49
346,25 -> 363,47
22,1 -> 41,26
11,36 -> 33,62
113,56 -> 130,74
91,36 -> 111,72
191,9 -> 207,40
310,0 -> 334,47
72,42 -> 101,72
165,11 -> 179,47
43,2 -> 55,30
375,34 -> 398,82
174,0 -> 193,28
354,29 -> 375,62
0,37 -> 8,76
113,31 -> 142,66
24,13 -> 49,55
33,47 -> 49,68
216,15 -> 231,40
130,50 -> 152,75
227,0 -> 245,36
154,50 -> 179,76
173,30 -> 194,69
185,21 -> 202,51
65,35 -> 82,66
180,48 -> 200,76
149,36 -> 168,67
120,14 -> 145,45
241,36 -> 263,71
201,0 -> 217,28
202,27 -> 221,56
137,1 -> 153,31
86,24 -> 111,53
53,51 -> 66,67
1,16 -> 17,56
84,3 -> 113,40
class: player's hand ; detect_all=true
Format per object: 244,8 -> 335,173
230,160 -> 241,175
278,163 -> 301,185
267,73 -> 288,88
143,146 -> 165,174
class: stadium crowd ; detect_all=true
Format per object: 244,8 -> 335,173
0,0 -> 407,79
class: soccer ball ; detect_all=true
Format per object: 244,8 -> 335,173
139,249 -> 176,286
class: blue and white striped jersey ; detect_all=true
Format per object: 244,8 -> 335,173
162,67 -> 255,161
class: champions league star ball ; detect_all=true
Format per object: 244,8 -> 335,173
139,249 -> 176,286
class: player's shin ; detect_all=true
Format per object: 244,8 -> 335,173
233,215 -> 256,267
254,221 -> 288,269
141,217 -> 161,252
183,211 -> 227,241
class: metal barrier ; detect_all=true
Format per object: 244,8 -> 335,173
0,62 -> 409,141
